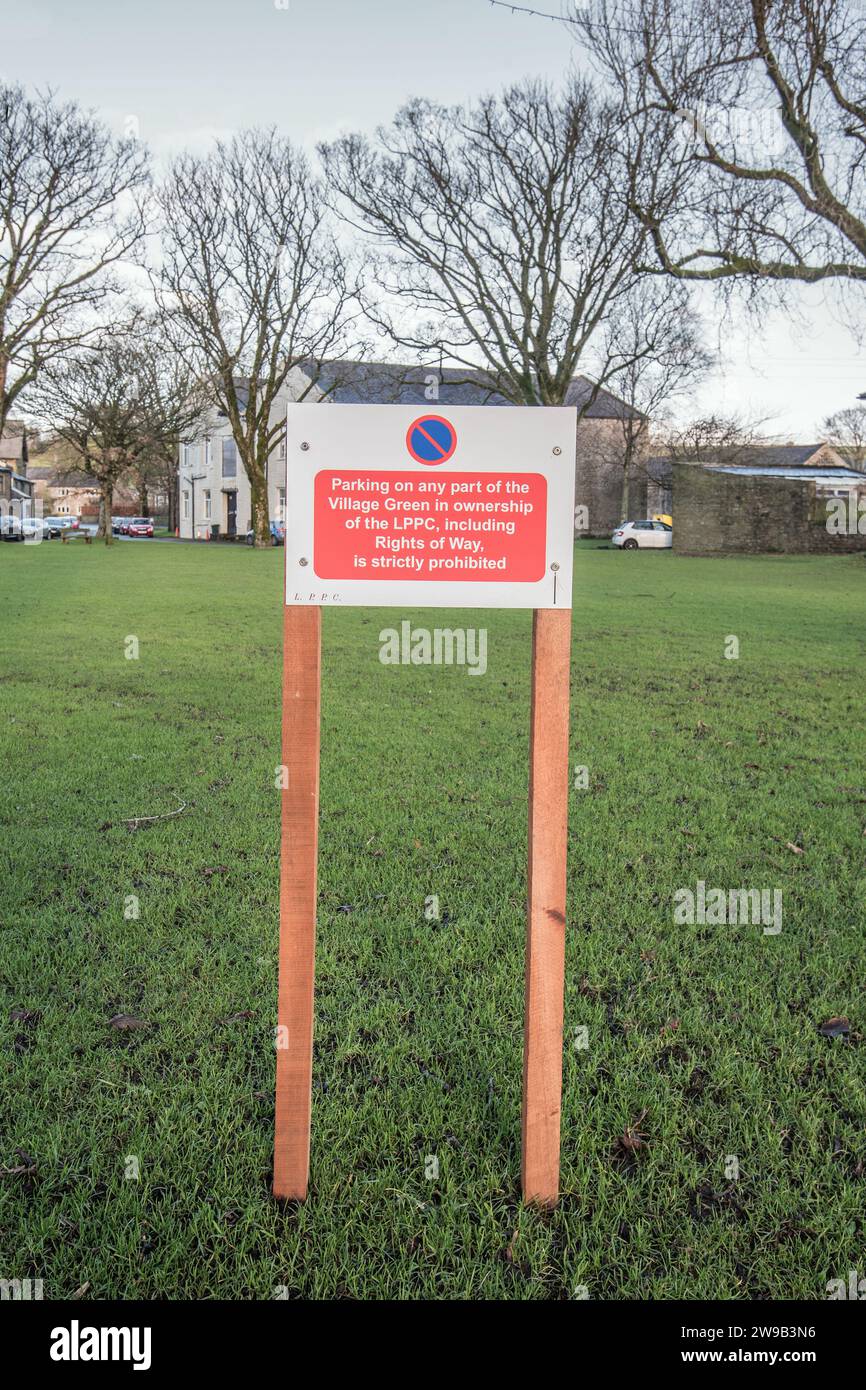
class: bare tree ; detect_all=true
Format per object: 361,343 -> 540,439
576,0 -> 866,288
822,402 -> 866,463
34,323 -> 206,544
129,321 -> 210,529
321,80 -> 662,408
596,282 -> 713,517
657,412 -> 772,464
153,129 -> 359,547
0,82 -> 149,438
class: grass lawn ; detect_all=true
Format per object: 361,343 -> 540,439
1,537 -> 864,1300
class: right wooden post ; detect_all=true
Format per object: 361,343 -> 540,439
521,605 -> 572,1206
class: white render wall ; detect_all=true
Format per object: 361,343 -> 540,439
177,416 -> 287,540
177,369 -> 321,539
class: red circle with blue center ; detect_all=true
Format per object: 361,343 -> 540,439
406,415 -> 457,465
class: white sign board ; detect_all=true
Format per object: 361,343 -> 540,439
283,403 -> 576,609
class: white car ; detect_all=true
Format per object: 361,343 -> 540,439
612,519 -> 672,549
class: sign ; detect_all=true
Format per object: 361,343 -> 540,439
274,402 -> 574,1210
405,413 -> 457,464
284,403 -> 576,608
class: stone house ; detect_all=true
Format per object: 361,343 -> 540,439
28,464 -> 101,518
28,438 -> 168,521
0,424 -> 34,510
177,361 -> 645,540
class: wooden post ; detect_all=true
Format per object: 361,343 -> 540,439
273,605 -> 321,1201
522,606 -> 572,1206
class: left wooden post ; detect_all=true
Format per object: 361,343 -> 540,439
273,604 -> 321,1201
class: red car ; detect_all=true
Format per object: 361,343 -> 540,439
127,518 -> 154,537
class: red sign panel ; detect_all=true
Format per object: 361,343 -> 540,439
313,469 -> 547,582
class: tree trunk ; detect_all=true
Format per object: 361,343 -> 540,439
0,349 -> 8,441
247,446 -> 271,548
620,464 -> 630,524
97,481 -> 114,544
138,476 -> 149,516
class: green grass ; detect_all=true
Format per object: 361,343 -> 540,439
0,538 -> 864,1300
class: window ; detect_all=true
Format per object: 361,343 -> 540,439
221,439 -> 237,477
204,490 -> 211,519
182,491 -> 190,520
278,488 -> 286,523
633,520 -> 653,530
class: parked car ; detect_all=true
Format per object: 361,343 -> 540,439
41,515 -> 75,538
0,514 -> 48,541
245,520 -> 286,546
111,516 -> 125,534
612,519 -> 673,550
127,517 -> 154,537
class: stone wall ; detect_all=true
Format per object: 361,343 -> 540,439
673,462 -> 866,555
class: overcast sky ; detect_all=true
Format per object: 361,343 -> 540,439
5,0 -> 864,438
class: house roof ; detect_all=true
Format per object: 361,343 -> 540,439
713,443 -> 843,468
28,463 -> 99,487
710,464 -> 866,482
647,442 -> 850,481
297,360 -> 645,419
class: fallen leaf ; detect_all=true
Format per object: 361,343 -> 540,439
109,1014 -> 150,1031
819,1016 -> 850,1039
785,842 -> 805,855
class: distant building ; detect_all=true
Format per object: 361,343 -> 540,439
177,361 -> 646,541
647,442 -> 851,521
0,423 -> 34,509
28,442 -> 167,520
28,464 -> 101,517
673,452 -> 866,555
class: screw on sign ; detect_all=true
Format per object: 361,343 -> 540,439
405,414 -> 457,465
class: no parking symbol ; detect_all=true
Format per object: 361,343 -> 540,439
405,414 -> 457,465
